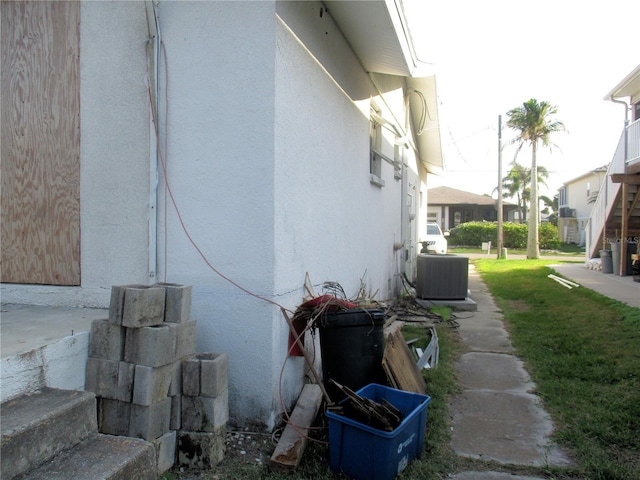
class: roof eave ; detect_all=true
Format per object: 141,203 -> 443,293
407,75 -> 443,174
325,0 -> 419,76
604,64 -> 640,104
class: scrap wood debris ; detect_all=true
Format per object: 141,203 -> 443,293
327,380 -> 403,432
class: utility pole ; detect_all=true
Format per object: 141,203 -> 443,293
497,115 -> 504,259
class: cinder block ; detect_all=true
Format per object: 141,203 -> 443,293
181,356 -> 200,397
182,353 -> 228,398
88,319 -> 126,360
181,391 -> 229,432
177,427 -> 226,469
170,395 -> 182,431
129,397 -> 171,441
154,283 -> 192,323
168,360 -> 182,397
200,353 -> 228,398
125,325 -> 176,367
152,430 -> 177,475
132,363 -> 175,406
98,398 -> 131,436
117,361 -> 135,402
174,321 -> 197,360
85,357 -> 119,399
108,284 -> 146,325
122,286 -> 166,328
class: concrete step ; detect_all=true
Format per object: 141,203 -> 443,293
1,388 -> 97,479
14,433 -> 156,480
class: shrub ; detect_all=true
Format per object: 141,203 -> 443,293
448,221 -> 560,250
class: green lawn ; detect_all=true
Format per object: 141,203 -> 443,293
475,259 -> 640,480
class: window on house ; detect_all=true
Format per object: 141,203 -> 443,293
558,186 -> 567,207
370,104 -> 383,183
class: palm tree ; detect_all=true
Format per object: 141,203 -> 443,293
506,99 -> 565,259
501,164 -> 527,223
499,164 -> 549,224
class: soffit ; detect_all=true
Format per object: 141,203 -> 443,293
605,64 -> 640,105
325,0 -> 417,76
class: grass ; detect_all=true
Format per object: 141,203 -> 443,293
475,259 -> 640,480
449,242 -> 585,256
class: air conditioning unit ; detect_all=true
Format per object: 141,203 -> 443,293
416,254 -> 469,300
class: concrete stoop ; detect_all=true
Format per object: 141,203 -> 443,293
0,388 -> 156,480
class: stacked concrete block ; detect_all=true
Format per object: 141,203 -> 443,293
86,283 -> 213,476
178,352 -> 229,469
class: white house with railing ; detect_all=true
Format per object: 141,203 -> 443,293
586,64 -> 640,275
558,166 -> 608,245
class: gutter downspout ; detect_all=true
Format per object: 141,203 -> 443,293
145,1 -> 160,282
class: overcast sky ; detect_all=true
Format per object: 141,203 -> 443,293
403,0 -> 639,200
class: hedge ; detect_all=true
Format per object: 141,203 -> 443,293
447,221 -> 560,250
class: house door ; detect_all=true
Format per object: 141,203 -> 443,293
1,1 -> 81,285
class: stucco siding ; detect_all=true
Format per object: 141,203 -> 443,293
156,1 -> 279,428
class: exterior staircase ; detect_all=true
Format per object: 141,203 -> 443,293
1,388 -> 156,480
586,119 -> 640,272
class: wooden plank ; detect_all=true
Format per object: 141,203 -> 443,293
269,384 -> 323,473
1,1 -> 80,285
611,174 -> 640,184
382,329 -> 427,394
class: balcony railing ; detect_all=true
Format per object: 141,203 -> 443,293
627,118 -> 640,165
585,130 -> 626,258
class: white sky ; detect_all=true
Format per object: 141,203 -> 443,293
402,0 -> 639,200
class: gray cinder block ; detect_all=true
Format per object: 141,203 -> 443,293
174,321 -> 197,360
98,398 -> 131,436
181,391 -> 229,432
122,286 -> 166,328
125,325 -> 176,367
108,284 -> 147,325
88,318 -> 126,361
129,397 -> 171,441
200,352 -> 228,398
181,356 -> 200,397
85,357 -> 119,399
117,361 -> 135,402
177,427 -> 226,469
168,359 -> 182,397
154,283 -> 192,323
152,430 -> 177,475
170,395 -> 182,431
182,353 -> 228,398
132,363 -> 176,406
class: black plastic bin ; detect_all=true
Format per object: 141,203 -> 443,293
600,249 -> 613,274
318,308 -> 387,403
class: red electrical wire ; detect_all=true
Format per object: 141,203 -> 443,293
147,40 -> 291,313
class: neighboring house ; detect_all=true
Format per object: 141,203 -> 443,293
426,186 -> 517,231
557,165 -> 608,245
0,1 -> 443,428
586,64 -> 640,273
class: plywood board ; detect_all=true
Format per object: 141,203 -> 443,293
1,1 -> 81,285
382,329 -> 427,394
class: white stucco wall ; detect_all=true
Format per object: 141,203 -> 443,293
1,0 -> 431,429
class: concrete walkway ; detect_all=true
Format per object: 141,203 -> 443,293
550,263 -> 640,308
449,265 -> 573,480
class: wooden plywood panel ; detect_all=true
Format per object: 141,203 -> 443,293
1,1 -> 80,285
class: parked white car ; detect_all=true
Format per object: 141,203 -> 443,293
422,222 -> 448,254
